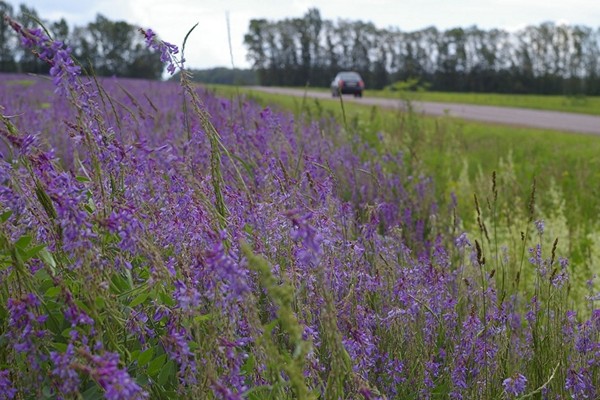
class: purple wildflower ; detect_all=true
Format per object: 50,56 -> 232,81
552,256 -> 569,288
126,310 -> 155,344
528,244 -> 547,277
162,319 -> 197,384
140,28 -> 179,75
565,368 -> 596,399
455,232 -> 471,250
503,373 -> 527,397
0,370 -> 17,400
206,235 -> 250,302
64,295 -> 95,327
215,337 -> 250,395
286,210 -> 323,266
5,17 -> 80,94
50,344 -> 80,396
534,219 -> 545,235
212,382 -> 244,400
100,205 -> 143,254
6,293 -> 48,370
173,279 -> 201,311
87,351 -> 148,400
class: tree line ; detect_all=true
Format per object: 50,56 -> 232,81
244,9 -> 600,94
170,67 -> 257,85
0,1 -> 164,79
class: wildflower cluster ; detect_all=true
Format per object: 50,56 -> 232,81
140,28 -> 180,74
0,17 -> 598,399
4,16 -> 80,94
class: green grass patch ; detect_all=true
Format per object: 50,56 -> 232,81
5,78 -> 36,87
372,89 -> 600,116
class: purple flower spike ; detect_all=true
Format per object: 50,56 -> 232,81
140,28 -> 180,75
286,210 -> 324,266
503,373 -> 527,397
89,351 -> 148,400
566,368 -> 596,398
5,16 -> 81,94
534,219 -> 545,235
0,370 -> 17,400
50,344 -> 80,395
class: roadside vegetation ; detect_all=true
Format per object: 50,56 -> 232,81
212,84 -> 600,299
0,15 -> 599,400
371,88 -> 600,116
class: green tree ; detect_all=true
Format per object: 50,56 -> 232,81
72,14 -> 163,79
0,1 -> 17,72
15,4 -> 49,74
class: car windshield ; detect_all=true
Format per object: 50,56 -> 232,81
338,72 -> 361,80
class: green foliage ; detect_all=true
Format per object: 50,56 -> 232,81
385,78 -> 430,92
244,10 -> 600,94
0,6 -> 164,78
171,67 -> 258,85
242,243 -> 315,399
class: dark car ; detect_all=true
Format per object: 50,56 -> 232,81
331,71 -> 364,97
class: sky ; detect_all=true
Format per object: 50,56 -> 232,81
5,0 -> 600,70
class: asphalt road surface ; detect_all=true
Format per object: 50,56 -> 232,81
249,86 -> 600,135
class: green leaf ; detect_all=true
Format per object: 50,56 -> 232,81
264,319 -> 278,334
138,347 -> 154,366
95,296 -> 105,309
245,386 -> 274,400
34,268 -> 51,282
24,244 -> 46,260
15,235 -> 32,249
159,292 -> 176,307
45,286 -> 61,298
111,274 -> 131,293
81,384 -> 103,400
38,248 -> 56,273
128,292 -> 149,308
193,313 -> 213,324
147,353 -> 166,377
51,342 -> 68,352
42,385 -> 53,399
241,354 -> 255,376
76,175 -> 91,182
35,184 -> 57,220
158,360 -> 174,386
0,210 -> 12,223
74,300 -> 92,314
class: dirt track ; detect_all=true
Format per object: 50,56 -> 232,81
249,86 -> 600,135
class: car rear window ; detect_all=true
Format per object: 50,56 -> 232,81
339,72 -> 361,80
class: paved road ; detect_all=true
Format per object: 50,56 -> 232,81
249,86 -> 600,135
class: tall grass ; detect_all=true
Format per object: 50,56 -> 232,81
0,16 -> 598,399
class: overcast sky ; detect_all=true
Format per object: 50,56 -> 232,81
5,0 -> 600,70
